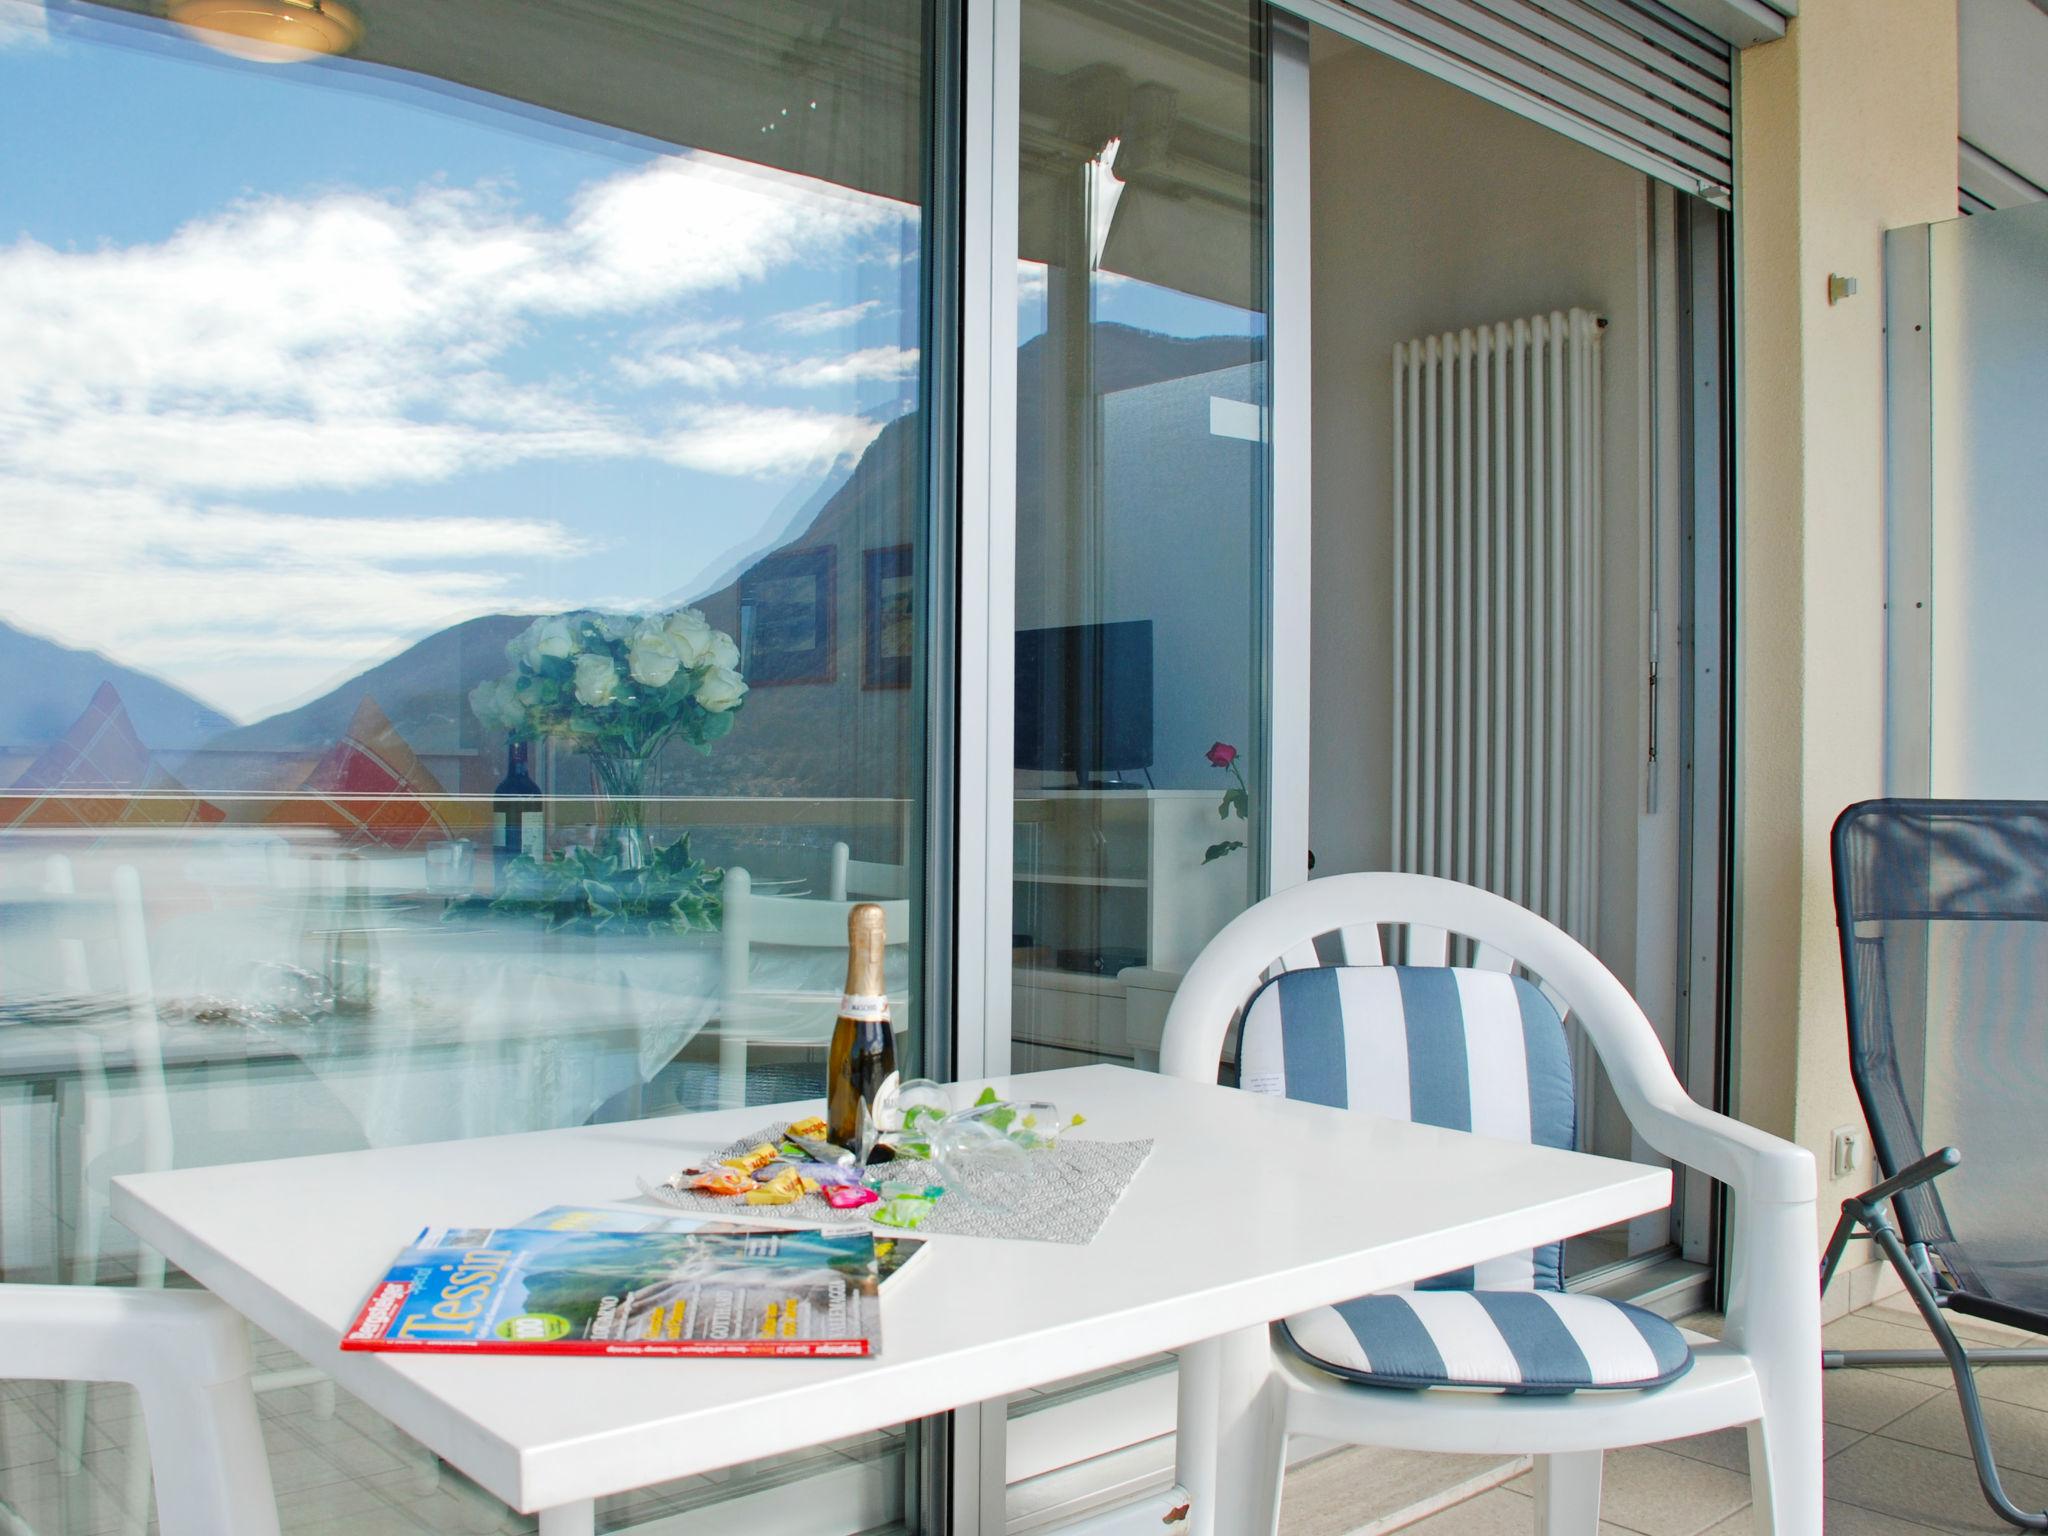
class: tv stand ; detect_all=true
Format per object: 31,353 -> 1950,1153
1010,789 -> 1245,1069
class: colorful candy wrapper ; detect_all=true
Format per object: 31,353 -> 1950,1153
879,1182 -> 946,1201
785,1115 -> 829,1140
799,1161 -> 864,1187
719,1143 -> 781,1174
744,1165 -> 807,1205
823,1184 -> 880,1210
682,1167 -> 755,1197
871,1195 -> 934,1229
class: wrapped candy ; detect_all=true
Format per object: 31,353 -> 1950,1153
870,1195 -> 934,1230
785,1115 -> 829,1141
745,1165 -> 808,1205
681,1166 -> 755,1197
823,1183 -> 880,1210
719,1143 -> 781,1175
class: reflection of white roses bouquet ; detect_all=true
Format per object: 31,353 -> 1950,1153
470,607 -> 748,760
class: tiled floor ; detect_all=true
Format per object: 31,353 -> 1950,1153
1278,1293 -> 2048,1535
5,1290 -> 2043,1533
0,1320 -> 906,1534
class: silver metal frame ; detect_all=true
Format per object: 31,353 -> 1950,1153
1883,221 -> 1936,799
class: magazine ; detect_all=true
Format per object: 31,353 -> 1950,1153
519,1205 -> 929,1287
342,1224 -> 880,1358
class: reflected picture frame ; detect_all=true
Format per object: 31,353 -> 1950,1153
738,545 -> 837,687
863,544 -> 913,691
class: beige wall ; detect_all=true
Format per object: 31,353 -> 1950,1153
1731,0 -> 1959,1289
1306,39 -> 1656,999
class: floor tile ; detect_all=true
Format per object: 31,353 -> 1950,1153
1386,1483 -> 1635,1535
1695,1499 -> 1951,1534
1279,1446 -> 1522,1535
1878,1388 -> 2048,1477
1660,1420 -> 1864,1474
1825,1431 -> 2048,1532
1821,1368 -> 1943,1432
1592,1446 -> 1753,1536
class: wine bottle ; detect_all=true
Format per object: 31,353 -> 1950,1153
828,903 -> 898,1163
492,741 -> 543,890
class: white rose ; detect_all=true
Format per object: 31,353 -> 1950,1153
694,664 -> 748,713
594,611 -> 637,642
706,628 -> 740,671
627,624 -> 683,688
519,614 -> 576,668
662,607 -> 714,667
573,652 -> 620,708
469,678 -> 523,732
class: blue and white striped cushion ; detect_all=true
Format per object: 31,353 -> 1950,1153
1238,964 -> 1694,1395
1238,965 -> 1579,1289
1282,1292 -> 1693,1394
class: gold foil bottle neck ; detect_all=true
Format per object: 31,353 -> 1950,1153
843,902 -> 888,1001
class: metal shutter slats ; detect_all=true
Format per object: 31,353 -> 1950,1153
1314,0 -> 1734,203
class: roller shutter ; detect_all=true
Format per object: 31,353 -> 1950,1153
1291,0 -> 1738,205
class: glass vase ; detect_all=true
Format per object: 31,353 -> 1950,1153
589,751 -> 651,869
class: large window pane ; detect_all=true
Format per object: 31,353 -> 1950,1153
1010,0 -> 1270,1078
0,0 -> 933,1528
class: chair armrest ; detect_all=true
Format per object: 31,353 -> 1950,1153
1627,1087 -> 1816,1207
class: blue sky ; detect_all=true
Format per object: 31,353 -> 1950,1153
0,0 -> 1254,724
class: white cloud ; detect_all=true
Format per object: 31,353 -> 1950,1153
0,0 -> 47,49
771,298 -> 883,335
0,149 -> 922,716
780,346 -> 918,388
653,405 -> 882,478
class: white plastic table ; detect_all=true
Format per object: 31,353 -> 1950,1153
111,1064 -> 1670,1535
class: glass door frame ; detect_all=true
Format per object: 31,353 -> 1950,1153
946,1 -> 1313,1525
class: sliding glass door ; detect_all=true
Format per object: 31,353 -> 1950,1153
1008,0 -> 1274,1080
0,0 -> 944,1529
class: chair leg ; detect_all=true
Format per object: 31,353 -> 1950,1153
1531,1451 -> 1602,1535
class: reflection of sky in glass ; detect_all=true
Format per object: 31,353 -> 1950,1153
0,3 -> 921,724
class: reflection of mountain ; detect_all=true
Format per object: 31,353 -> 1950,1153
184,614 -> 529,790
0,618 -> 232,754
159,323 -> 1261,801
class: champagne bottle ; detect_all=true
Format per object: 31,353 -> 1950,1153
828,903 -> 898,1163
492,741 -> 543,891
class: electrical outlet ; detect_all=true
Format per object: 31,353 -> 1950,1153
1832,1126 -> 1863,1181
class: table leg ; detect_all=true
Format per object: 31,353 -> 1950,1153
1186,1324 -> 1285,1536
537,1501 -> 595,1536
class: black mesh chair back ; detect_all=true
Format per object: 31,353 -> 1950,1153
1833,799 -> 2048,1327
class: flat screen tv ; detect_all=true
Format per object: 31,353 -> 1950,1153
1014,620 -> 1153,783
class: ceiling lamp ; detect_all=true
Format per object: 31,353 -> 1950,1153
167,0 -> 363,62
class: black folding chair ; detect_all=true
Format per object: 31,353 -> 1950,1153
1825,799 -> 2048,1530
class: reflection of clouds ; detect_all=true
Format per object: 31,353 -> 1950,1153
772,299 -> 883,335
619,343 -> 918,393
0,145 -> 915,718
0,478 -> 580,718
0,153 -> 907,495
0,0 -> 46,49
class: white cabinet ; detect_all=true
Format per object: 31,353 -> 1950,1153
1010,789 -> 1247,1065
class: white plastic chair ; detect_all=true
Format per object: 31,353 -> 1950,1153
0,1285 -> 281,1536
715,868 -> 911,1108
1159,873 -> 1820,1535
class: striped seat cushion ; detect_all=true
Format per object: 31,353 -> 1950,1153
1283,1291 -> 1693,1394
1240,963 -> 1694,1396
1238,964 -> 1579,1289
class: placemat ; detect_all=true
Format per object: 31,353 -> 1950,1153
641,1122 -> 1153,1244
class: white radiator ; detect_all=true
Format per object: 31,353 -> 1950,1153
1390,309 -> 1605,943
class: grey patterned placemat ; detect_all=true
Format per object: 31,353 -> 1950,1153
641,1123 -> 1153,1244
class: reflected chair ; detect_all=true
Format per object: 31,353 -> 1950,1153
0,1285 -> 281,1536
827,841 -> 911,902
713,868 -> 911,1108
1160,872 -> 1820,1535
1825,800 -> 2048,1530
